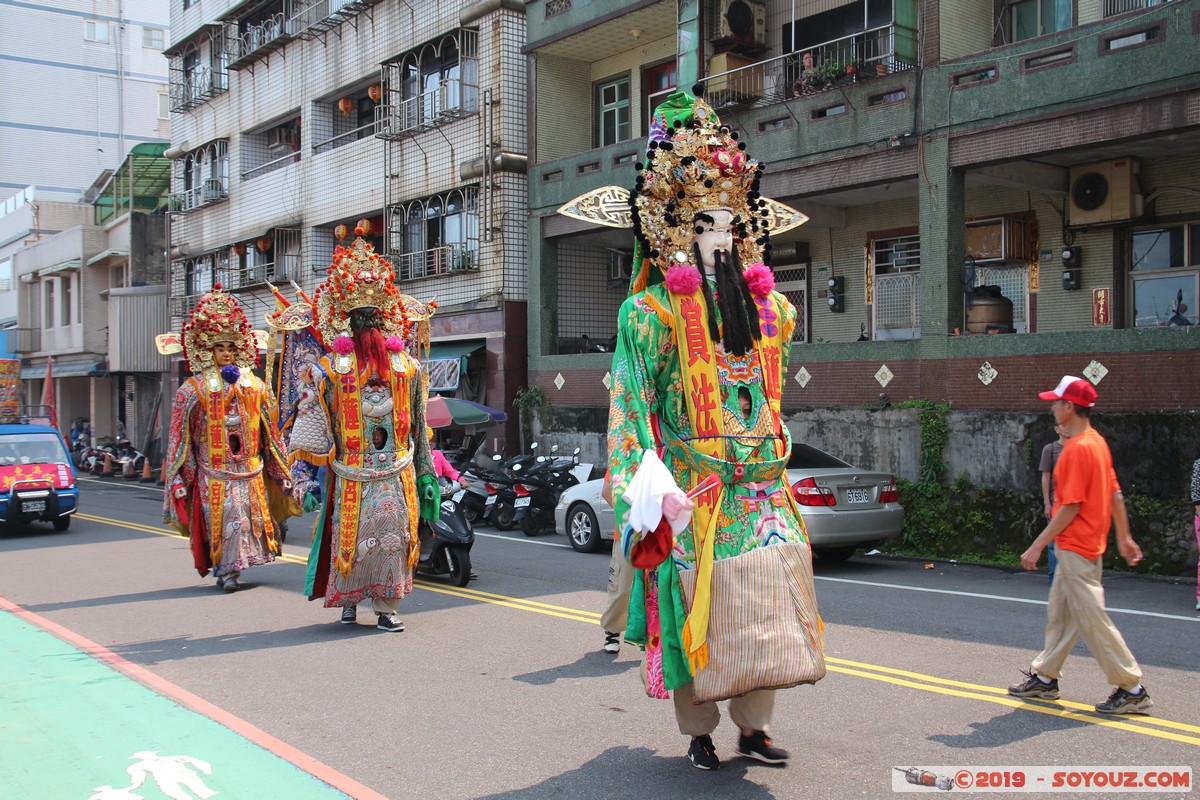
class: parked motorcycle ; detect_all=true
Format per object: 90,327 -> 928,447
417,478 -> 474,587
514,447 -> 582,537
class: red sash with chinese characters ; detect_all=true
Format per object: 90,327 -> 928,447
666,286 -> 789,674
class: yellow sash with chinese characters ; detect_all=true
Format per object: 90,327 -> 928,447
667,286 -> 789,674
327,350 -> 419,576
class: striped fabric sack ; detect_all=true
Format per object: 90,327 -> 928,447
678,541 -> 826,703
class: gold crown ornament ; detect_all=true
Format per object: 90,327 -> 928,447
155,285 -> 260,373
555,89 -> 806,293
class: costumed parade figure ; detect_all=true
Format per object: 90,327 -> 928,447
586,89 -> 826,770
160,286 -> 299,592
283,230 -> 438,633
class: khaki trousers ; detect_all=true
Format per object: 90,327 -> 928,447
672,681 -> 775,737
600,544 -> 635,633
1031,548 -> 1142,690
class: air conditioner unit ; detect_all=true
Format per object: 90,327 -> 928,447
266,126 -> 292,152
1068,158 -> 1142,227
202,178 -> 226,202
717,0 -> 766,46
608,249 -> 633,281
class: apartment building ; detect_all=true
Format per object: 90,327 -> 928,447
0,0 -> 170,203
5,145 -> 171,450
526,0 -> 1200,467
164,0 -> 529,448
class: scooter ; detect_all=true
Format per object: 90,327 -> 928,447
514,447 -> 582,537
417,478 -> 474,587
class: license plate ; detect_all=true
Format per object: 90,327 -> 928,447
22,500 -> 46,513
485,495 -> 497,506
452,490 -> 466,502
515,497 -> 530,508
845,488 -> 870,504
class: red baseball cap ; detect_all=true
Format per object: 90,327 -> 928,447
1037,375 -> 1097,407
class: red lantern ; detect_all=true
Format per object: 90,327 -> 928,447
256,236 -> 273,252
356,218 -> 372,236
334,224 -> 349,241
232,242 -> 247,256
367,84 -> 382,103
337,97 -> 354,116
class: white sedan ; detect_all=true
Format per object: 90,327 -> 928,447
553,478 -> 616,552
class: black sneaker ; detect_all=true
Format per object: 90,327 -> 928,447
687,735 -> 720,771
603,631 -> 621,654
339,605 -> 357,625
1007,670 -> 1059,699
736,730 -> 789,765
1095,685 -> 1153,715
377,613 -> 405,632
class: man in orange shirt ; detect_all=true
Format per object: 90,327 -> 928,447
1007,376 -> 1151,715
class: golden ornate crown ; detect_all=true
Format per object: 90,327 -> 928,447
179,285 -> 258,373
312,233 -> 437,346
632,97 -> 771,269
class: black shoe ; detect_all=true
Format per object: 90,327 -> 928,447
603,631 -> 621,654
377,613 -> 405,632
736,730 -> 789,765
1007,670 -> 1059,699
339,605 -> 357,625
687,735 -> 720,771
1095,685 -> 1153,715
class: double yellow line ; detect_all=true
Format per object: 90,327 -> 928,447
76,511 -> 1200,746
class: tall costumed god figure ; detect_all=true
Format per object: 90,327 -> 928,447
561,87 -> 824,770
284,230 -> 439,633
158,286 -> 300,593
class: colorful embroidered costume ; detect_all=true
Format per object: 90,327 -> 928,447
597,93 -> 824,735
286,233 -> 437,617
161,287 -> 298,586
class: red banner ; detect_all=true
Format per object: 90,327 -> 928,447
0,359 -> 20,423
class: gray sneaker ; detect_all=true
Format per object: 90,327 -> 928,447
1095,686 -> 1153,715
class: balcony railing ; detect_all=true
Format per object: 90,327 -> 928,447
220,254 -> 301,289
289,0 -> 385,39
4,327 -> 40,354
227,13 -> 291,69
705,23 -> 917,112
242,150 -> 300,181
169,67 -> 228,112
392,244 -> 477,282
313,122 -> 378,155
1104,0 -> 1171,16
168,178 -> 228,213
873,272 -> 921,337
375,78 -> 478,140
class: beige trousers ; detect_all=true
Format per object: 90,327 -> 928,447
1030,548 -> 1142,690
600,544 -> 635,633
672,681 -> 776,737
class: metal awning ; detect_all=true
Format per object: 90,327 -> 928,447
38,260 -> 81,277
20,360 -> 100,379
87,249 -> 129,266
425,341 -> 485,361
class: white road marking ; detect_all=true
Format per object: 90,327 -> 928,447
815,575 -> 1200,623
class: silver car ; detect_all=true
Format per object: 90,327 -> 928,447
554,478 -> 616,552
554,444 -> 903,561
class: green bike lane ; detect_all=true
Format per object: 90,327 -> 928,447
0,598 -> 383,800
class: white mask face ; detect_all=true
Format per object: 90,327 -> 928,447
693,209 -> 735,276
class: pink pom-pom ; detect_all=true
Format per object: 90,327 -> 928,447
664,264 -> 702,295
332,334 -> 354,354
743,263 -> 775,297
385,335 -> 405,351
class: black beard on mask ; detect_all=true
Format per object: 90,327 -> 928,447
693,242 -> 762,356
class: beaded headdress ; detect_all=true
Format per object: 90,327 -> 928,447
313,233 -> 409,344
556,89 -> 806,293
170,285 -> 258,373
